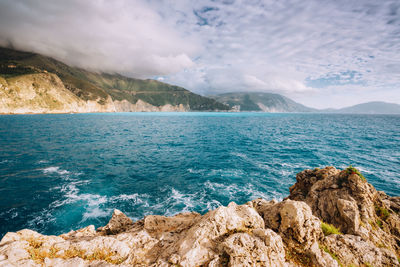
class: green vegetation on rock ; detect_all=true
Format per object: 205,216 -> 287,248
375,205 -> 390,221
346,165 -> 366,181
319,244 -> 342,267
321,222 -> 342,236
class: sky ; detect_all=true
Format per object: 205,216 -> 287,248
0,0 -> 399,108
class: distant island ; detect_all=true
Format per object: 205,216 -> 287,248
1,47 -> 399,115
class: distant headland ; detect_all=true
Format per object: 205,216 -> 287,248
1,47 -> 400,115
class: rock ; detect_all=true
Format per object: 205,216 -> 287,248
221,232 -> 286,267
61,225 -> 96,239
220,229 -> 288,267
289,166 -> 400,265
256,199 -> 322,250
144,212 -> 201,235
168,202 -> 266,266
323,234 -> 399,267
252,199 -> 337,266
288,167 -> 379,234
97,209 -> 133,235
336,198 -> 360,234
44,257 -> 86,267
2,166 -> 400,266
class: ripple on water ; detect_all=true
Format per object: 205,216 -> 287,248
0,113 -> 399,236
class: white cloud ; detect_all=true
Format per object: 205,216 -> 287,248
0,0 -> 399,107
161,0 -> 400,108
0,0 -> 197,77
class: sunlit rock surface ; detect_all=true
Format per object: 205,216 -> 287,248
1,167 -> 400,266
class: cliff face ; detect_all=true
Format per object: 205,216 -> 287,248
1,167 -> 400,266
0,73 -> 111,114
0,73 -> 189,114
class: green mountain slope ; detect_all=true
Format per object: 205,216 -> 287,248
210,92 -> 316,112
0,47 -> 229,111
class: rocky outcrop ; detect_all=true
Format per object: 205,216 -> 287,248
0,73 -> 115,114
288,166 -> 400,262
113,99 -> 189,112
0,73 -> 116,114
1,166 -> 400,266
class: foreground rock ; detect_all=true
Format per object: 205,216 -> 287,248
1,167 -> 400,266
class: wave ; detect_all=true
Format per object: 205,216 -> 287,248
187,168 -> 245,178
82,207 -> 112,221
204,181 -> 284,201
42,166 -> 70,175
110,193 -> 150,204
353,166 -> 374,174
29,162 -> 299,234
230,152 -> 248,159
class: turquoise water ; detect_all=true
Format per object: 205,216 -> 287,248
0,112 -> 399,237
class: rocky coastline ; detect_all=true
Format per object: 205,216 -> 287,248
0,73 -> 190,114
1,166 -> 400,266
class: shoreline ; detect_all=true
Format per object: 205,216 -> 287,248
1,111 -> 400,116
1,166 -> 400,266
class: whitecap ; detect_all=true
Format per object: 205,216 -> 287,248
280,162 -> 311,169
150,188 -> 199,216
230,152 -> 248,159
187,168 -> 206,174
42,166 -> 70,175
279,169 -> 294,177
71,193 -> 108,207
354,166 -> 374,174
170,188 -> 195,210
110,193 -> 150,207
27,209 -> 57,230
82,207 -> 112,221
206,199 -> 222,211
50,180 -> 97,209
207,169 -> 245,178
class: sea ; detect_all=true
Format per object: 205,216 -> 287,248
0,112 -> 399,238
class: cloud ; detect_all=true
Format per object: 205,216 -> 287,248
161,0 -> 400,107
0,0 -> 399,107
0,0 -> 197,77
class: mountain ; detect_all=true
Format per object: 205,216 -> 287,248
211,92 -> 400,114
0,47 -> 229,114
328,101 -> 400,114
210,92 -> 317,112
